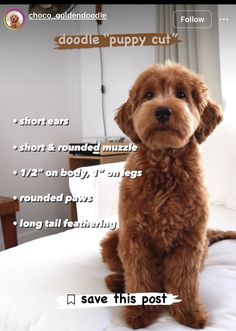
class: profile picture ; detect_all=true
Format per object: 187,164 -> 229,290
4,9 -> 25,30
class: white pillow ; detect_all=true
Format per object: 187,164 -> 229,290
200,123 -> 236,205
69,162 -> 125,221
226,165 -> 236,210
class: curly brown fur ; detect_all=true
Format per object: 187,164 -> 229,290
100,63 -> 235,329
207,229 -> 236,245
100,230 -> 122,272
105,273 -> 124,293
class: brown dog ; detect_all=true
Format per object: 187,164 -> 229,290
101,63 -> 236,329
10,14 -> 21,29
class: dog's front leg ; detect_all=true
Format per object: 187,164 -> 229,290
164,245 -> 207,329
118,235 -> 162,329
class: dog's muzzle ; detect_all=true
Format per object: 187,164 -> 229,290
155,107 -> 172,123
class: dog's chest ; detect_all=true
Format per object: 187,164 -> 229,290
138,169 -> 192,232
121,151 -> 207,249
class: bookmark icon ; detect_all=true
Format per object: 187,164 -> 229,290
67,294 -> 76,305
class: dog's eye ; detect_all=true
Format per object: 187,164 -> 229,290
145,92 -> 154,100
176,91 -> 186,99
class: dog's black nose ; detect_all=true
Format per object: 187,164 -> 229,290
155,107 -> 172,123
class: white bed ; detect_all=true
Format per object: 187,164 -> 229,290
0,123 -> 235,331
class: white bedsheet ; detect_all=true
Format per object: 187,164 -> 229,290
0,206 -> 235,331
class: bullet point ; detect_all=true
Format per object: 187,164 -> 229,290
13,170 -> 18,175
13,221 -> 17,226
13,145 -> 18,150
13,196 -> 17,200
13,119 -> 18,124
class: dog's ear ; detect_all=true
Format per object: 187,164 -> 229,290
115,99 -> 141,143
194,98 -> 223,144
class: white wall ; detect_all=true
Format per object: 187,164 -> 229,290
0,5 -> 82,249
79,4 -> 157,138
218,5 -> 236,124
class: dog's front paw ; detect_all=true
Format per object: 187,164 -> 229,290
124,306 -> 160,329
170,303 -> 208,329
105,273 -> 124,293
